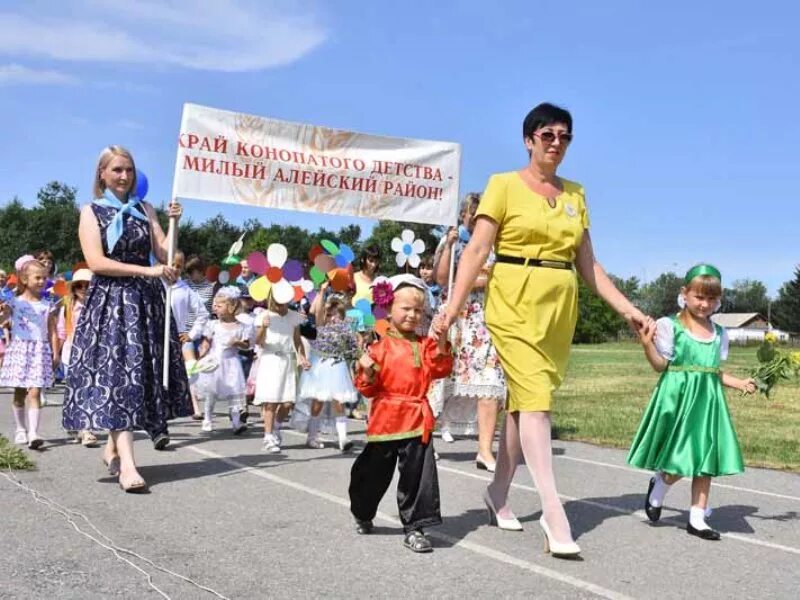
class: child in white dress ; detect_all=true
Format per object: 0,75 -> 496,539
195,287 -> 252,434
297,285 -> 359,451
0,257 -> 57,449
254,290 -> 310,453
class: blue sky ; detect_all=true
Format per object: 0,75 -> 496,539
0,0 -> 797,294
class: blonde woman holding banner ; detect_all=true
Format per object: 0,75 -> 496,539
432,103 -> 650,557
62,146 -> 191,493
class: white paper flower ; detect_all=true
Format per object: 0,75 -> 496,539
248,243 -> 298,304
391,229 -> 426,268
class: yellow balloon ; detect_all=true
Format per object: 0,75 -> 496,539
249,276 -> 272,301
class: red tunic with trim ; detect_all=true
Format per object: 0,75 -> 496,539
355,332 -> 453,443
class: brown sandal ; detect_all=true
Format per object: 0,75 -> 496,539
80,431 -> 99,448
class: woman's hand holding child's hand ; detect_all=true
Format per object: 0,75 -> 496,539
637,320 -> 656,346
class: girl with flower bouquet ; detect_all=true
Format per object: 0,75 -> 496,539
628,264 -> 756,541
297,282 -> 359,452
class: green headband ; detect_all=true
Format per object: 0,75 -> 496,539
684,264 -> 722,285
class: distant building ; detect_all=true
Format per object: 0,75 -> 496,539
711,313 -> 791,343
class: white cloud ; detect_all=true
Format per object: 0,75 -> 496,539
0,63 -> 78,85
0,0 -> 327,72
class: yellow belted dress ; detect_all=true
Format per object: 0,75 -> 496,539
477,171 -> 590,412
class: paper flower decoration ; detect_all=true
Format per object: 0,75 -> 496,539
292,278 -> 315,303
308,239 -> 356,292
345,277 -> 392,335
223,233 -> 246,266
371,279 -> 394,309
247,244 -> 306,304
206,263 -> 241,286
391,229 -> 425,268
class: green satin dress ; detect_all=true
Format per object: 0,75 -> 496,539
627,316 -> 744,477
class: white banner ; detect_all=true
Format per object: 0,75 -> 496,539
172,103 -> 461,226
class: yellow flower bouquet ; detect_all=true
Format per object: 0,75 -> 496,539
750,333 -> 800,397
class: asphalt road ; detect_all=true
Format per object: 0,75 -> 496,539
1,389 -> 798,599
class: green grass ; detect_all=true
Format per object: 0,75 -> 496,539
552,343 -> 800,473
0,434 -> 35,470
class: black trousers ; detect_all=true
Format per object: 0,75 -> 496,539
349,436 -> 441,533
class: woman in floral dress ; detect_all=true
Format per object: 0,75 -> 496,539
433,193 -> 506,471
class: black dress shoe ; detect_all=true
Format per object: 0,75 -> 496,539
152,433 -> 170,451
686,522 -> 721,540
355,519 -> 373,535
645,477 -> 662,522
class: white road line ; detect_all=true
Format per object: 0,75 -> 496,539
186,445 -> 633,600
434,464 -> 800,556
323,424 -> 800,502
553,454 -> 800,502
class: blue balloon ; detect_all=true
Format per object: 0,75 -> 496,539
136,169 -> 149,200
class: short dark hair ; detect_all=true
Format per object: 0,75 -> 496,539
185,255 -> 206,274
33,249 -> 55,275
419,255 -> 434,270
359,244 -> 381,269
523,103 -> 573,140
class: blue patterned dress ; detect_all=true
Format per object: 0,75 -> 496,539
62,203 -> 191,434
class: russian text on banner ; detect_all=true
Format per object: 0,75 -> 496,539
172,103 -> 461,227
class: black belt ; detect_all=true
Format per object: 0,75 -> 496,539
495,254 -> 573,270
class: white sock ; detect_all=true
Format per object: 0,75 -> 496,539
12,406 -> 26,431
335,416 -> 348,444
307,416 -> 319,441
27,408 -> 41,437
690,505 -> 710,530
204,399 -> 215,423
649,472 -> 671,508
230,408 -> 242,428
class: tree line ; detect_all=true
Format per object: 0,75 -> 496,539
2,181 -> 799,341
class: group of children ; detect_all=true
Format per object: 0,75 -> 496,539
1,248 -> 760,551
168,252 -> 373,456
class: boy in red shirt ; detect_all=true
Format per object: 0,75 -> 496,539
349,275 -> 453,553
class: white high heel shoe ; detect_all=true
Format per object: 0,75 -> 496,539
483,488 -> 523,531
539,517 -> 580,558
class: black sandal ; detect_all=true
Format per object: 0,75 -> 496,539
355,519 -> 373,535
403,530 -> 433,553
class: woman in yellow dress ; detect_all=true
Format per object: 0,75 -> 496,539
435,103 -> 650,558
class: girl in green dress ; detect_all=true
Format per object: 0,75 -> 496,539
628,264 -> 756,540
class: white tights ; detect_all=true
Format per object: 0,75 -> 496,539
487,411 -> 574,544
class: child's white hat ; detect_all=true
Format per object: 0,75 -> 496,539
14,255 -> 36,272
216,286 -> 241,300
387,274 -> 427,293
71,268 -> 93,284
